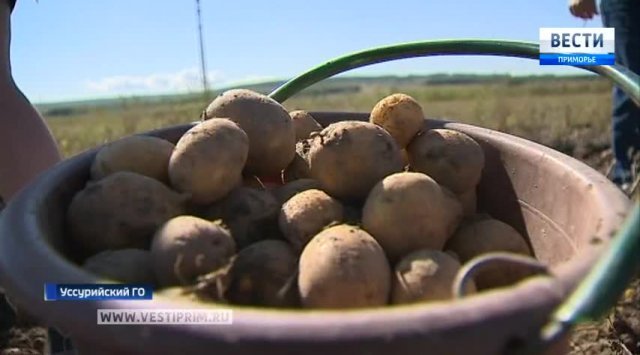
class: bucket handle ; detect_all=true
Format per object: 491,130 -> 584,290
452,252 -> 550,299
268,39 -> 640,106
267,39 -> 640,354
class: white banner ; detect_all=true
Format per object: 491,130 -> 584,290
539,28 -> 615,54
97,309 -> 234,325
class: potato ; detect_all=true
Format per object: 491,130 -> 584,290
279,189 -> 344,251
370,93 -> 425,148
226,240 -> 298,307
362,172 -> 463,261
290,110 -> 322,141
272,178 -> 321,205
169,119 -> 248,205
307,121 -> 403,201
457,189 -> 477,216
407,129 -> 485,194
90,135 -> 175,183
445,218 -> 532,290
151,216 -> 236,287
282,140 -> 311,183
204,89 -> 296,176
298,224 -> 390,309
83,249 -> 155,285
200,187 -> 279,248
67,171 -> 187,254
392,249 -> 474,304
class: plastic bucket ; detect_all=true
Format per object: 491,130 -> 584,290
0,112 -> 631,354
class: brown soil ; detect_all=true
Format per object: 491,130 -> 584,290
0,298 -> 47,355
569,278 -> 640,355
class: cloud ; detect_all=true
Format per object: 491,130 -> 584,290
224,75 -> 281,86
85,67 -> 224,95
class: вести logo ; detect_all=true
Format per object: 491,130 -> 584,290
539,28 -> 615,66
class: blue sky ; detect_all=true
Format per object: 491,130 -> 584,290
9,0 -> 604,103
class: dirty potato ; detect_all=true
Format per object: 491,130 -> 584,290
290,110 -> 322,141
278,189 -> 344,251
169,119 -> 249,204
151,216 -> 236,287
445,218 -> 532,290
370,93 -> 425,148
200,187 -> 279,248
83,249 -> 156,285
67,171 -> 187,254
298,224 -> 391,309
307,121 -> 403,201
362,172 -> 463,261
90,135 -> 175,183
391,249 -> 475,304
225,240 -> 299,307
272,179 -> 321,205
204,89 -> 296,176
407,129 -> 485,194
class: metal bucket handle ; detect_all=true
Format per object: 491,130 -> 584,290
267,39 -> 640,354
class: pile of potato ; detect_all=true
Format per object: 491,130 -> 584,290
68,89 -> 536,309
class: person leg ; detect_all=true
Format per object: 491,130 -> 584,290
0,0 -> 61,202
1,1 -> 67,353
600,0 -> 640,186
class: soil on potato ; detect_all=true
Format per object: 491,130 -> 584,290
0,133 -> 637,355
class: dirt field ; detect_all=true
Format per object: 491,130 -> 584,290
1,76 -> 638,354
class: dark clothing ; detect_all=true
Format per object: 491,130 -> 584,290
600,0 -> 640,184
8,0 -> 15,11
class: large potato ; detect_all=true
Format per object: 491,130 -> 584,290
279,189 -> 344,251
169,119 -> 248,205
290,110 -> 322,141
151,216 -> 236,287
407,129 -> 485,194
391,249 -> 474,304
200,187 -> 279,248
90,135 -> 175,183
204,89 -> 296,176
225,240 -> 299,307
83,249 -> 155,285
307,121 -> 403,201
445,218 -> 532,290
370,93 -> 425,148
362,172 -> 463,261
67,171 -> 187,254
272,178 -> 321,205
298,225 -> 391,309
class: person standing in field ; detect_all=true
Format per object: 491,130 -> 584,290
0,0 -> 61,350
0,0 -> 61,203
569,0 -> 640,192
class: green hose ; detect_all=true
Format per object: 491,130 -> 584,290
268,39 -> 640,107
267,39 -> 640,353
